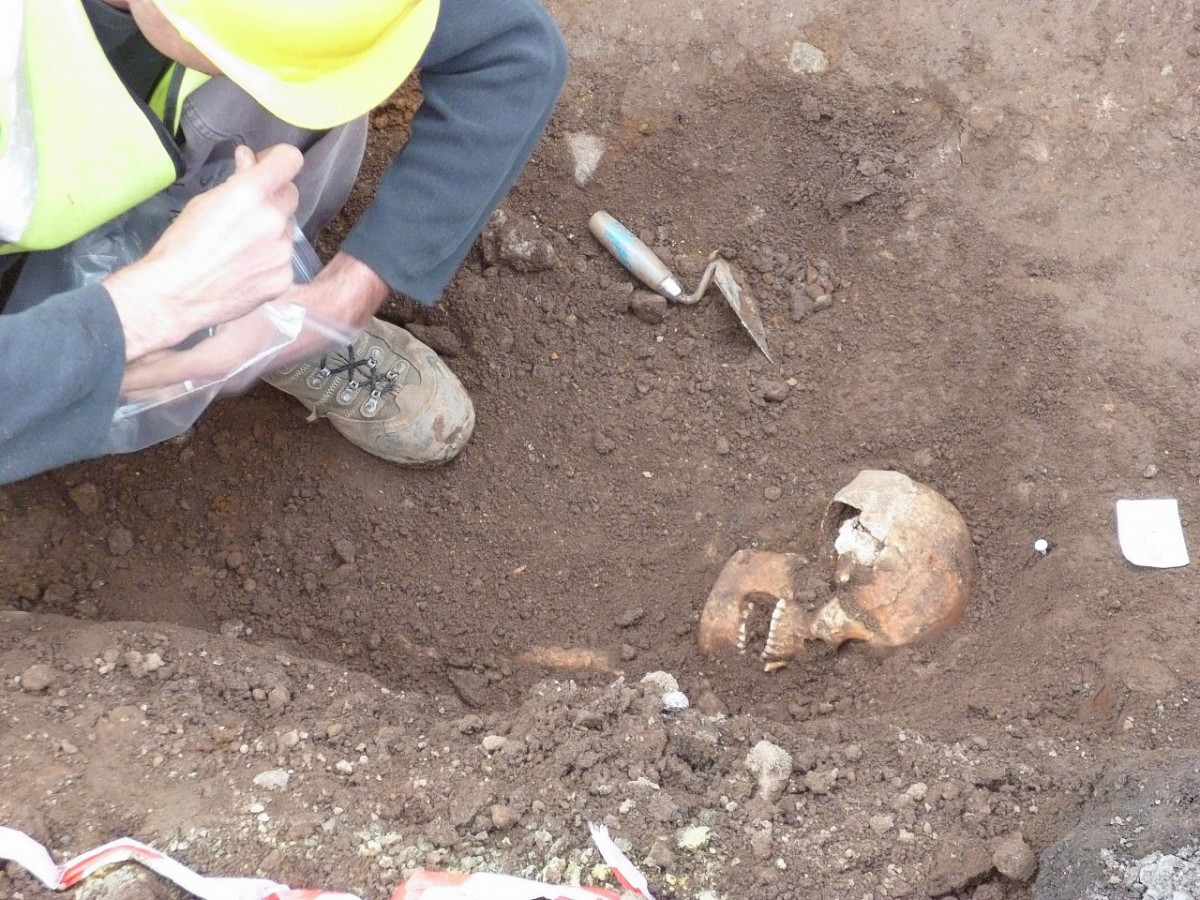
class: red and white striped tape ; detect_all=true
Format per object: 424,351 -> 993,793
0,822 -> 654,900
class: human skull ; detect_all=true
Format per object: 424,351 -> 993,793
698,470 -> 973,671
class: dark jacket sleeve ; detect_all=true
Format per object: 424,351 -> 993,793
340,0 -> 569,304
0,284 -> 125,484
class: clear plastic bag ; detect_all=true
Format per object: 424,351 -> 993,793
59,191 -> 349,453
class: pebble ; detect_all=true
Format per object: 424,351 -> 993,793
661,690 -> 690,712
481,735 -> 508,753
335,760 -> 354,775
19,664 -> 55,693
619,643 -> 638,661
759,380 -> 791,402
926,842 -> 994,897
803,768 -> 839,795
906,781 -> 929,802
715,436 -> 732,455
789,41 -> 830,74
566,132 -> 606,187
253,769 -> 291,792
267,685 -> 291,710
617,607 -> 645,628
480,210 -> 556,273
869,814 -> 895,834
629,291 -> 668,324
641,671 -> 680,695
333,539 -> 357,565
745,740 -> 793,802
790,292 -> 813,322
1143,463 -> 1159,478
68,483 -> 101,516
107,527 -> 134,556
676,825 -> 711,851
490,804 -> 520,830
750,827 -> 774,859
645,838 -> 675,870
764,485 -> 783,501
992,832 -> 1038,882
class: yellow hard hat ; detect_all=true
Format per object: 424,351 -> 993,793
150,0 -> 440,130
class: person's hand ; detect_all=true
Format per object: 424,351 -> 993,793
118,302 -> 351,401
104,144 -> 303,362
280,250 -> 391,331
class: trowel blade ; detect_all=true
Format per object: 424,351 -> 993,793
711,261 -> 772,361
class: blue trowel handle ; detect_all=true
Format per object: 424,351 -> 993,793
589,211 -> 683,301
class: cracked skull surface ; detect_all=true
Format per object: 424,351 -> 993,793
698,470 -> 974,671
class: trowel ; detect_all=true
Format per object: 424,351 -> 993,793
589,211 -> 772,361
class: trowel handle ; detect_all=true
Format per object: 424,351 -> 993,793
589,211 -> 683,301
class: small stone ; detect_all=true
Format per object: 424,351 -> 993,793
869,814 -> 895,834
764,485 -> 783,502
812,294 -> 834,311
629,291 -> 668,324
42,582 -> 75,604
790,292 -> 813,322
481,735 -> 508,753
107,527 -> 134,556
619,643 -> 638,661
480,209 -> 557,273
332,539 -> 357,565
1143,463 -> 1159,478
645,838 -> 675,870
788,41 -> 829,74
676,825 -> 711,851
715,436 -> 732,455
750,828 -> 774,859
253,769 -> 291,792
992,832 -> 1038,883
566,132 -> 606,187
661,690 -> 690,712
19,664 -> 55,693
857,157 -> 886,177
593,432 -> 616,455
68,483 -> 101,515
926,842 -> 994,897
759,380 -> 791,403
906,781 -> 929,802
745,740 -> 793,802
326,723 -> 344,739
641,671 -> 680,695
267,685 -> 291,710
803,768 -> 838,795
490,804 -> 520,830
843,744 -> 863,762
617,607 -> 645,628
334,760 -> 354,775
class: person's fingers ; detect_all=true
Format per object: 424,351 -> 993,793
239,143 -> 304,193
226,144 -> 302,226
233,144 -> 257,173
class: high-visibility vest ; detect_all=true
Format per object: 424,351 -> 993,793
0,0 -> 206,255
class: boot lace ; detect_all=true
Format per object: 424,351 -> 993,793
305,344 -> 406,419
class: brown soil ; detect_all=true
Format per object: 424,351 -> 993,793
4,2 -> 1200,899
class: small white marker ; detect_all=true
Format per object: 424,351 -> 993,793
1034,539 -> 1049,556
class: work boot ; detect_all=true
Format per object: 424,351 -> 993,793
263,317 -> 474,466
